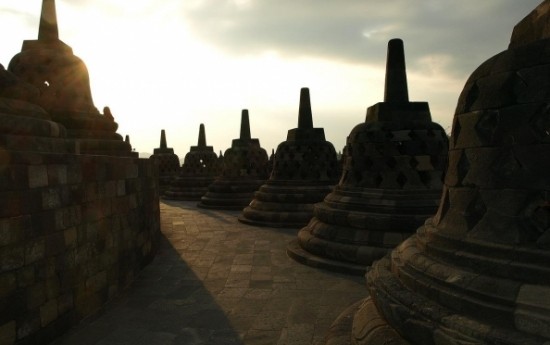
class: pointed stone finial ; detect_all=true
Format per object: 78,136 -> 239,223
38,0 -> 59,41
384,39 -> 409,103
198,124 -> 207,147
125,135 -> 130,144
240,109 -> 251,140
298,88 -> 313,129
160,129 -> 167,149
219,150 -> 223,158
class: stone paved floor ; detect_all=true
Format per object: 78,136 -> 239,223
52,200 -> 367,345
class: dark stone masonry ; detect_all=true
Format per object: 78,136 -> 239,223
0,1 -> 160,344
288,39 -> 448,274
163,124 -> 220,201
326,2 -> 550,344
239,88 -> 339,228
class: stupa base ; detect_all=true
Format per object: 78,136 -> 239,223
286,239 -> 366,275
324,297 -> 410,345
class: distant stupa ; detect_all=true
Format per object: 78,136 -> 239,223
149,130 -> 180,191
164,124 -> 220,200
198,110 -> 269,210
239,88 -> 339,227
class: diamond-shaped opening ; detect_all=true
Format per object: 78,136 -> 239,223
409,157 -> 419,169
464,190 -> 487,230
463,81 -> 480,112
374,173 -> 383,187
530,103 -> 550,141
365,157 -> 373,169
418,171 -> 432,187
451,116 -> 462,148
457,150 -> 470,186
396,172 -> 407,188
386,157 -> 397,169
475,110 -> 499,143
408,130 -> 419,140
432,187 -> 450,226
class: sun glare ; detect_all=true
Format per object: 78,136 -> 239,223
0,0 -> 463,156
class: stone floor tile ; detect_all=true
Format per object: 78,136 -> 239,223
52,201 -> 367,345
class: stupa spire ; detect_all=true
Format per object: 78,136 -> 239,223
298,88 -> 313,129
383,39 -> 409,103
38,0 -> 59,41
160,129 -> 167,149
198,124 -> 207,147
240,109 -> 251,140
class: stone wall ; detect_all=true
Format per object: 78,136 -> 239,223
0,151 -> 160,344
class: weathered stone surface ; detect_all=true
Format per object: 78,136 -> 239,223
164,124 -> 220,200
288,39 -> 448,273
351,3 -> 550,344
239,88 -> 339,227
0,66 -> 69,155
198,110 -> 269,210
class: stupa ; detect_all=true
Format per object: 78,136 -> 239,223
331,2 -> 550,344
7,0 -> 133,157
164,124 -> 219,200
198,110 -> 269,210
288,39 -> 448,274
0,63 -> 68,154
149,130 -> 180,191
239,88 -> 338,227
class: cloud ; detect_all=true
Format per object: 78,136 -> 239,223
181,0 -> 542,77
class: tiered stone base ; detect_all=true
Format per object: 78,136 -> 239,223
164,176 -> 215,201
324,297 -> 410,345
53,110 -> 135,157
0,98 -> 71,153
197,178 -> 264,210
286,239 -> 366,275
239,181 -> 333,227
351,227 -> 550,344
289,187 -> 439,273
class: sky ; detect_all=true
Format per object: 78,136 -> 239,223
0,0 -> 543,157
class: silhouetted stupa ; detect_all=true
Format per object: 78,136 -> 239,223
198,110 -> 269,210
327,2 -> 550,343
164,124 -> 219,200
288,39 -> 448,274
7,0 -> 133,157
239,88 -> 338,227
149,130 -> 180,191
0,63 -> 68,153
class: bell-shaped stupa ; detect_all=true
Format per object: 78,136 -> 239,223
336,3 -> 550,344
164,124 -> 219,200
0,63 -> 68,154
198,110 -> 269,209
7,0 -> 133,156
149,130 -> 180,191
288,39 -> 448,274
239,88 -> 338,227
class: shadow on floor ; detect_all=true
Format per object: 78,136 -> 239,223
51,233 -> 244,345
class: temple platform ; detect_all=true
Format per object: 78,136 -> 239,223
51,200 -> 367,345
